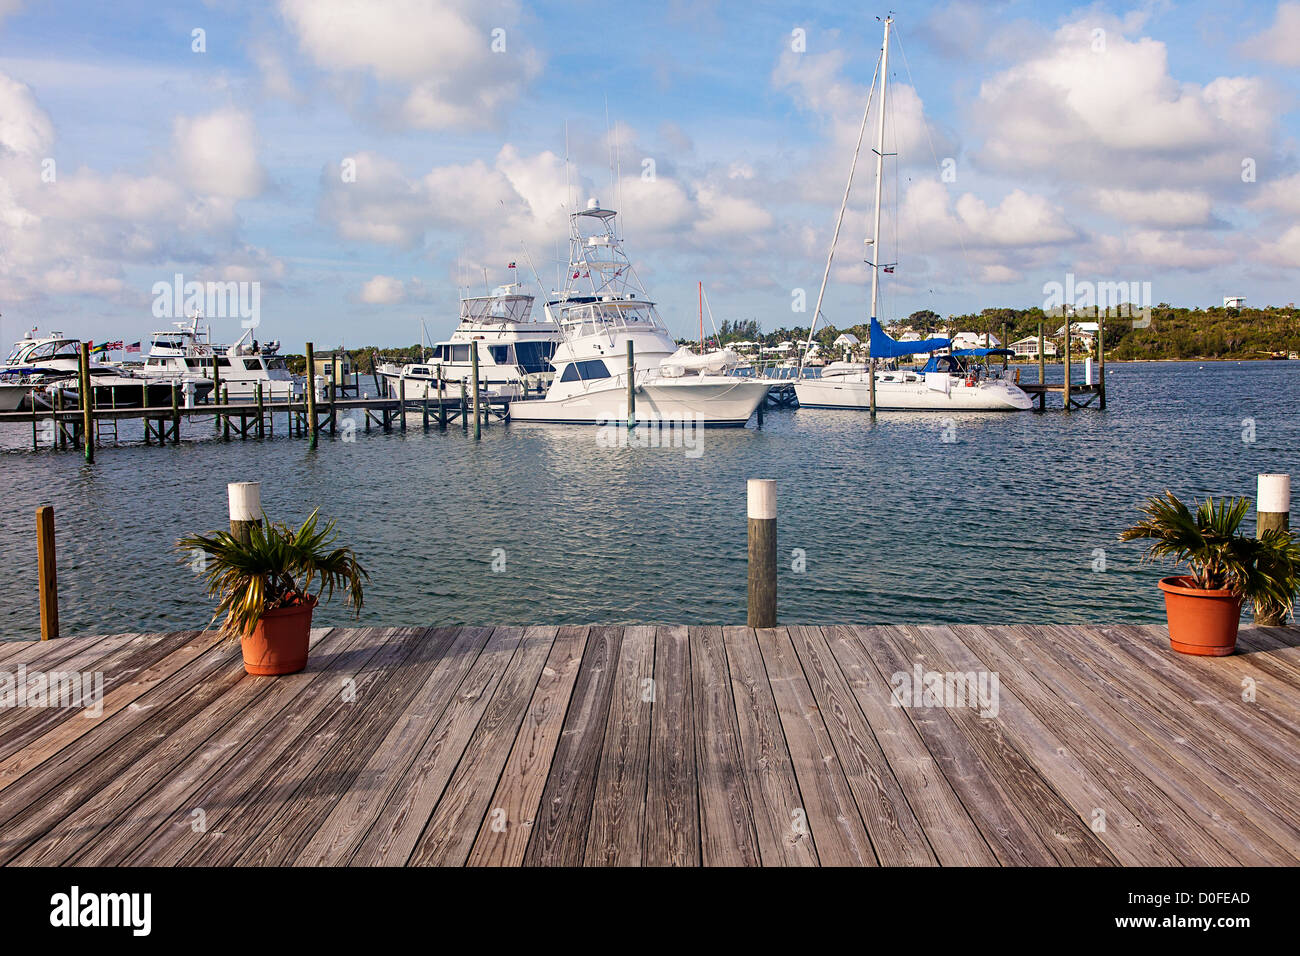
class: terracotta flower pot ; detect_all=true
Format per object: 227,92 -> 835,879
1157,576 -> 1242,657
241,600 -> 314,675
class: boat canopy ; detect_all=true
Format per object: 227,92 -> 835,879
868,318 -> 951,358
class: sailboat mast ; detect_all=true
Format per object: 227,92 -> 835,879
699,281 -> 704,354
869,17 -> 891,327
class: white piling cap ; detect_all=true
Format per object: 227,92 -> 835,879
1258,473 -> 1291,514
228,481 -> 262,522
747,479 -> 776,520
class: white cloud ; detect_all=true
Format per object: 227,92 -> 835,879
1247,170 -> 1300,217
0,72 -> 53,155
1238,1 -> 1300,66
279,0 -> 543,129
1090,230 -> 1224,272
1257,224 -> 1300,267
1094,187 -> 1214,227
974,16 -> 1279,188
173,108 -> 266,200
901,180 -> 1079,249
359,275 -> 407,304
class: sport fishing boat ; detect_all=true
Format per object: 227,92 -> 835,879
2,329 -> 208,408
509,199 -> 769,427
137,317 -> 299,401
792,16 -> 1031,413
378,285 -> 559,400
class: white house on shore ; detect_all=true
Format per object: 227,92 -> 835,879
1224,296 -> 1246,308
1010,336 -> 1058,359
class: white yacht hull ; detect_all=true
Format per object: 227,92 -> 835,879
510,378 -> 770,426
0,383 -> 30,411
795,375 -> 1032,411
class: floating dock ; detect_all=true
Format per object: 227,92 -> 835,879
0,622 -> 1295,866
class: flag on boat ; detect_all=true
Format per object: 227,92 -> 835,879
883,264 -> 895,273
572,271 -> 580,278
125,342 -> 141,353
507,262 -> 516,269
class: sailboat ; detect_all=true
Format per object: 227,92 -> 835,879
509,199 -> 770,427
793,16 -> 1032,413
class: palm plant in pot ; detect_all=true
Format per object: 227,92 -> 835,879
1119,492 -> 1300,656
179,510 -> 367,675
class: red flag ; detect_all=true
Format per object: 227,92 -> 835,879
507,262 -> 516,269
883,265 -> 895,273
572,271 -> 580,279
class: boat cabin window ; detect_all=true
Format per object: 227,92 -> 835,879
451,345 -> 471,363
412,367 -> 429,377
488,345 -> 512,365
266,357 -> 287,370
559,359 -> 611,383
242,358 -> 263,371
513,341 -> 557,373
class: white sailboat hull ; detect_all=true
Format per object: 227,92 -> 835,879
510,377 -> 770,426
795,375 -> 1032,411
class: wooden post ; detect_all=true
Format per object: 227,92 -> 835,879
471,343 -> 481,441
1255,473 -> 1292,626
305,341 -> 317,449
398,376 -> 407,433
171,382 -> 181,445
1097,306 -> 1107,410
212,352 -> 222,435
79,342 -> 94,463
1062,310 -> 1071,412
460,379 -> 467,432
256,382 -> 265,438
222,386 -> 230,441
31,390 -> 38,451
626,339 -> 635,429
228,481 -> 262,546
1002,321 -> 1008,370
1038,320 -> 1046,385
55,389 -> 65,449
437,364 -> 447,428
37,506 -> 58,639
747,479 -> 777,627
868,356 -> 877,417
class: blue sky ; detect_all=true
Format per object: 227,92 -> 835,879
1,0 -> 1298,351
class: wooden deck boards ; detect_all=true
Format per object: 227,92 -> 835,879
1,623 -> 1297,866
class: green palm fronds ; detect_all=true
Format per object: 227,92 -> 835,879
178,509 -> 368,639
1120,491 -> 1300,618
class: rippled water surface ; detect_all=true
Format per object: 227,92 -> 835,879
1,360 -> 1296,639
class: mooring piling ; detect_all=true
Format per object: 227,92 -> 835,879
305,341 -> 318,449
747,478 -> 777,627
228,481 -> 262,546
627,339 -> 636,429
1255,473 -> 1292,626
36,505 -> 58,640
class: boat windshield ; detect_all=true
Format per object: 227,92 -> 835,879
556,298 -> 666,339
460,294 -> 535,325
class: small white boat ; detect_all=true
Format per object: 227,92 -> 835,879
509,199 -> 769,427
138,317 -> 299,401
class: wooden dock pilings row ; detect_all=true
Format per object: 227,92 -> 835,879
1,340 -> 507,459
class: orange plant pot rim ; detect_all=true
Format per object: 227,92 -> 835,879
1157,575 -> 1238,599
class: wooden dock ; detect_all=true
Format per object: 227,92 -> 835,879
0,622 -> 1296,866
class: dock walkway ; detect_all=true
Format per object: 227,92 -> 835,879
0,623 -> 1296,866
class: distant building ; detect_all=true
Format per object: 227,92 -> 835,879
951,331 -> 1001,349
1011,336 -> 1057,359
1224,296 -> 1246,308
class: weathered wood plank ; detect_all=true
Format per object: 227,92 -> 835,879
999,624 -> 1295,865
226,627 -> 458,866
690,625 -> 759,867
523,626 -> 622,866
721,625 -> 817,866
20,627 -> 361,865
584,624 -> 655,866
644,625 -> 699,867
347,626 -> 523,866
907,624 -> 1181,866
817,625 -> 995,865
467,626 -> 589,866
299,625 -> 496,866
753,627 -> 876,866
407,626 -> 561,865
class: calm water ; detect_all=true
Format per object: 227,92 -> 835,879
1,361 -> 1296,640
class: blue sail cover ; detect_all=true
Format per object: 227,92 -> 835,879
951,348 -> 1014,357
868,317 -> 951,358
